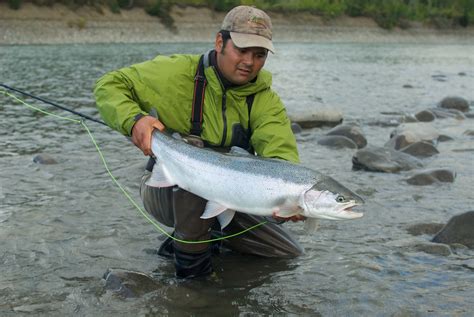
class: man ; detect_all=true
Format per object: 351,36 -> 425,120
94,5 -> 303,279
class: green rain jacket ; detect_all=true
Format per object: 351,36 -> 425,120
94,52 -> 299,163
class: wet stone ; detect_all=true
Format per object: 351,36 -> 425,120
352,146 -> 423,173
402,84 -> 414,88
317,135 -> 358,149
325,124 -> 367,148
430,108 -> 466,120
388,123 -> 439,150
458,72 -> 466,76
291,122 -> 303,134
103,268 -> 162,298
289,109 -> 343,129
463,130 -> 474,136
406,168 -> 456,186
406,223 -> 445,236
399,141 -> 439,158
33,154 -> 58,164
413,243 -> 452,256
432,211 -> 474,249
415,109 -> 435,122
438,134 -> 454,142
439,96 -> 470,112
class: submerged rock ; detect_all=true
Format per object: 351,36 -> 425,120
103,268 -> 162,298
33,154 -> 58,164
352,146 -> 423,173
432,211 -> 474,249
289,109 -> 343,129
415,110 -> 435,122
439,96 -> 470,112
413,243 -> 452,256
406,223 -> 445,236
325,124 -> 367,149
317,135 -> 358,149
463,130 -> 474,136
430,107 -> 466,120
406,168 -> 456,186
399,141 -> 439,158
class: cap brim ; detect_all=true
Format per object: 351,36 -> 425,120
230,32 -> 275,53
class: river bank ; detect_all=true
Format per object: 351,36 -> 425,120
1,3 -> 474,45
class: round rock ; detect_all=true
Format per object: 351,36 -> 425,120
33,154 -> 58,165
352,146 -> 423,173
317,135 -> 358,149
414,110 -> 435,122
432,211 -> 474,249
103,268 -> 162,298
388,123 -> 439,150
399,141 -> 439,158
439,96 -> 470,112
406,168 -> 456,186
326,124 -> 367,149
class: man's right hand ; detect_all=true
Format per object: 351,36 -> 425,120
131,115 -> 165,156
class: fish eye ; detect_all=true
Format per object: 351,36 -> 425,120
336,195 -> 345,203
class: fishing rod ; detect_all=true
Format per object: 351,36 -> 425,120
0,83 -> 107,126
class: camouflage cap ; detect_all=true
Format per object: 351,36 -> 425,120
221,5 -> 275,53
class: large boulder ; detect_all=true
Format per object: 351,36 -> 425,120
325,124 -> 367,149
432,211 -> 474,249
439,96 -> 470,112
352,146 -> 423,173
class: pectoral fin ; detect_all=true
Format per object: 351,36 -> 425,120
201,201 -> 230,219
145,163 -> 176,188
217,210 -> 236,229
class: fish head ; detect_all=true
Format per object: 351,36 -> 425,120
300,177 -> 364,220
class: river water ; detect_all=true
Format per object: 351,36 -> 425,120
1,42 -> 473,316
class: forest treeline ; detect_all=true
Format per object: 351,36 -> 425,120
3,0 -> 474,29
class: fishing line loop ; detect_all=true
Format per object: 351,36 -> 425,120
1,88 -> 268,244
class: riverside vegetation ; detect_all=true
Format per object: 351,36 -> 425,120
3,0 -> 474,30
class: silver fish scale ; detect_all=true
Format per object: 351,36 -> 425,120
152,131 -> 323,186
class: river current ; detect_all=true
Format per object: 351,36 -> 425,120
1,42 -> 473,316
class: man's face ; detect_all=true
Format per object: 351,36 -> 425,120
215,34 -> 268,85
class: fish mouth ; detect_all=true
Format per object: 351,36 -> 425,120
337,202 -> 364,219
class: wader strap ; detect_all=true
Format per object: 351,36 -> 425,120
190,55 -> 207,137
246,93 -> 256,152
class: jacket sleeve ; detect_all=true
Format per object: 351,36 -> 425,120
94,64 -> 150,136
250,90 -> 300,163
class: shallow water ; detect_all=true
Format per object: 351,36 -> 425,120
1,42 -> 474,316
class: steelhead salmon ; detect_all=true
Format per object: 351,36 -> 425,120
147,131 -> 364,230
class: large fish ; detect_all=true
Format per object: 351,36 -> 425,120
147,131 -> 364,230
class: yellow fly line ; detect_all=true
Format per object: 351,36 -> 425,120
1,89 -> 268,244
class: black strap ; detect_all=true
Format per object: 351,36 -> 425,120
246,93 -> 256,152
190,55 -> 207,136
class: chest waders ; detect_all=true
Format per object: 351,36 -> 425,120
140,52 -> 303,279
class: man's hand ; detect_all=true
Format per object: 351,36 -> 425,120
131,115 -> 165,156
272,212 -> 306,223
